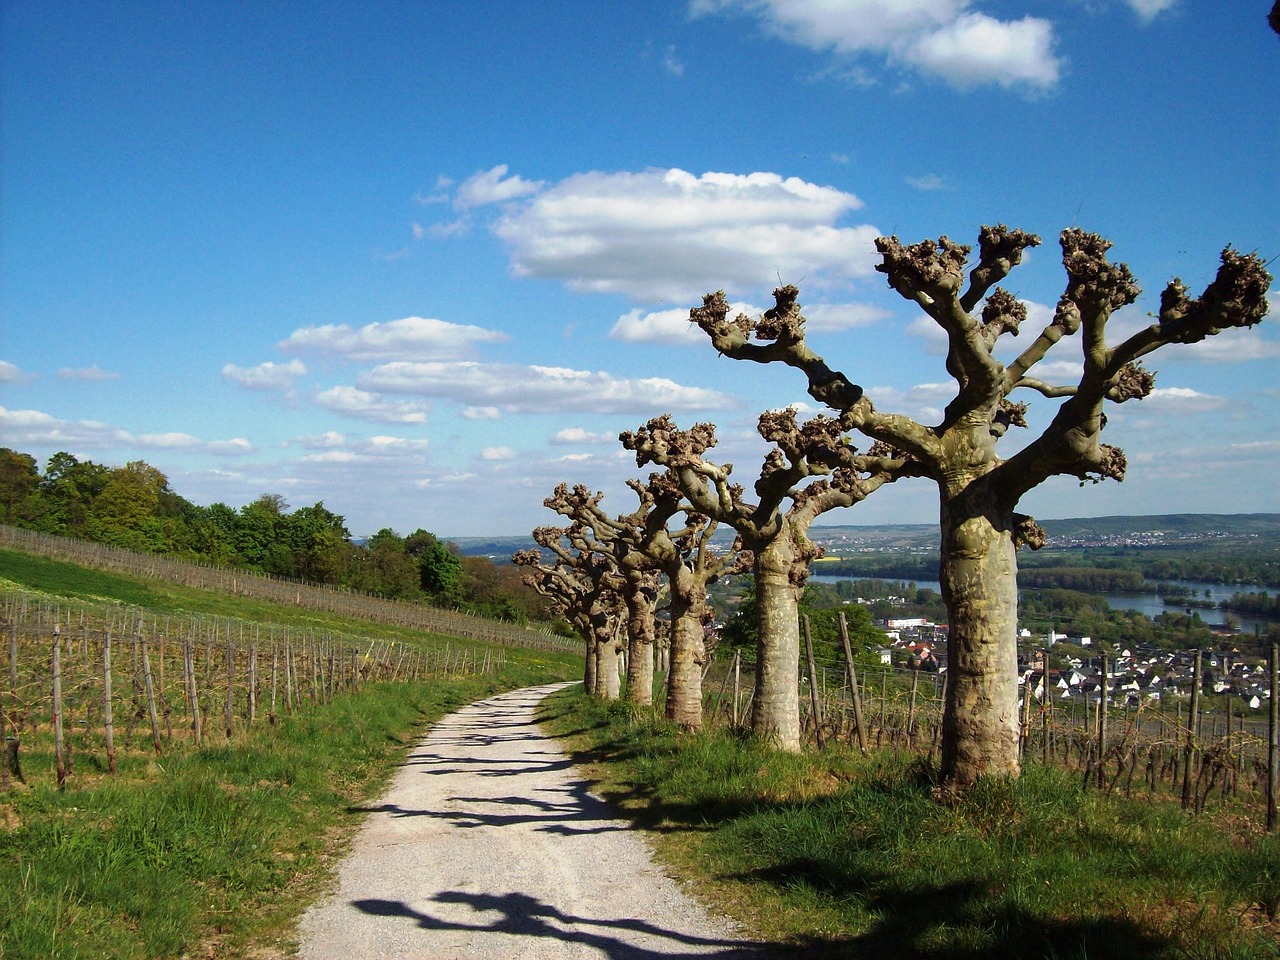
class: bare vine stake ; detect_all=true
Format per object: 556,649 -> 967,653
908,669 -> 920,747
139,635 -> 162,756
184,630 -> 202,747
1097,654 -> 1109,788
53,624 -> 66,790
1268,642 -> 1278,832
285,641 -> 295,714
103,630 -> 116,774
732,650 -> 741,729
248,630 -> 257,724
224,627 -> 234,741
1182,649 -> 1202,810
802,616 -> 823,748
837,612 -> 868,756
269,644 -> 278,727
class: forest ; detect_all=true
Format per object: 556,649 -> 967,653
0,447 -> 549,624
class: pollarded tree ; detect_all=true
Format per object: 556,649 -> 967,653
545,473 -> 750,727
543,482 -> 668,708
513,524 -> 626,699
621,409 -> 907,749
691,227 -> 1271,787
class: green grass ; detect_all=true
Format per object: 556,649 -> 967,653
542,691 -> 1280,960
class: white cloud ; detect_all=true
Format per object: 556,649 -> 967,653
280,316 -> 506,362
1126,0 -> 1177,23
480,446 -> 517,461
314,386 -> 429,424
692,0 -> 1061,93
611,297 -> 886,345
461,406 -> 502,420
359,360 -> 738,414
905,13 -> 1058,91
222,359 -> 307,391
207,438 -> 254,456
863,382 -> 958,422
551,427 -> 614,445
0,405 -> 252,456
492,167 -> 880,301
906,173 -> 948,191
297,431 -> 347,449
1169,327 -> 1280,364
57,364 -> 119,382
0,360 -> 34,384
1138,386 -> 1229,413
454,165 -> 545,210
663,45 -> 685,76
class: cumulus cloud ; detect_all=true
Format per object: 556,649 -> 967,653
280,316 -> 507,362
454,165 -> 545,210
551,427 -> 615,445
1138,386 -> 1229,413
863,382 -> 958,422
611,298 -> 887,345
359,360 -> 737,414
57,364 -> 119,382
314,386 -> 429,424
1168,327 -> 1280,364
222,359 -> 307,391
0,360 -> 34,384
492,167 -> 881,302
480,446 -> 517,461
692,0 -> 1061,93
461,406 -> 502,420
1127,0 -> 1177,23
0,405 -> 252,456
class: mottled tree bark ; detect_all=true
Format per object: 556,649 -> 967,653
938,490 -> 1021,782
621,572 -> 656,706
667,574 -> 708,729
750,535 -> 802,749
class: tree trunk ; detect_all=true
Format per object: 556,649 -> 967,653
938,491 -> 1021,786
595,628 -> 621,701
667,571 -> 707,729
751,536 -> 802,751
623,583 -> 655,707
582,636 -> 597,695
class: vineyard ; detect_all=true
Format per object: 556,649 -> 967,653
706,614 -> 1280,827
0,523 -> 575,654
0,588 -> 517,792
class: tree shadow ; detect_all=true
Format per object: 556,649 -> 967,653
351,890 -> 784,958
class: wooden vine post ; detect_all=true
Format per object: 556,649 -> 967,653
837,612 -> 868,756
1269,642 -> 1278,832
140,634 -> 162,755
52,624 -> 66,790
1182,649 -> 1202,810
801,616 -> 824,749
103,630 -> 116,774
1097,653 -> 1110,788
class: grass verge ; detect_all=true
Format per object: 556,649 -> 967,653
541,688 -> 1280,960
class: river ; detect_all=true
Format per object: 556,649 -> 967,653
810,575 -> 1275,636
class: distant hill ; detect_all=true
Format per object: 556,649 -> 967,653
448,513 -> 1280,558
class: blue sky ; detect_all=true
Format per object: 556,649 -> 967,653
3,1 -> 1278,539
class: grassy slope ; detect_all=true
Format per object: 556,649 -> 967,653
0,548 -> 582,960
542,690 -> 1280,960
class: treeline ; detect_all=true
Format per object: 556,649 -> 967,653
819,550 -> 1280,591
1018,566 -> 1145,592
0,448 -> 548,624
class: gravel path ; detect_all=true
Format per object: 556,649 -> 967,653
296,683 -> 771,959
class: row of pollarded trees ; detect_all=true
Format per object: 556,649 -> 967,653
522,225 -> 1271,791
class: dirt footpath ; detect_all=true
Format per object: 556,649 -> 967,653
295,682 -> 770,959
